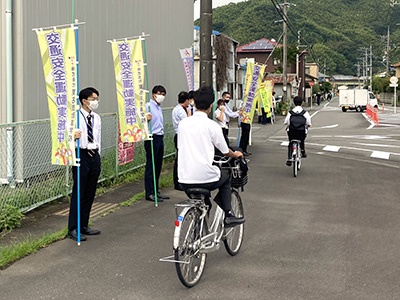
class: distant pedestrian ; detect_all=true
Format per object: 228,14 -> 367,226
317,92 -> 321,106
172,91 -> 190,191
222,91 -> 242,134
188,90 -> 196,116
214,99 -> 229,145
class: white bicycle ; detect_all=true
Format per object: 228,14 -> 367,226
161,157 -> 247,287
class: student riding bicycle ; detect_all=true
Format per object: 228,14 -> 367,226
284,96 -> 312,166
177,86 -> 245,228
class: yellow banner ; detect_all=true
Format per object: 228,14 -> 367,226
259,80 -> 273,118
111,39 -> 149,143
241,62 -> 266,124
36,28 -> 77,166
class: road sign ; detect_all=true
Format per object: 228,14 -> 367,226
390,76 -> 398,84
389,83 -> 398,87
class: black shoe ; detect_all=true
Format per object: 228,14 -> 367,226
81,227 -> 101,235
157,193 -> 170,200
224,213 -> 245,228
286,159 -> 292,166
301,151 -> 307,158
67,229 -> 87,241
243,151 -> 252,156
146,194 -> 164,202
174,184 -> 184,191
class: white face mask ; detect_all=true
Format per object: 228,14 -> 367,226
190,100 -> 194,106
155,94 -> 165,104
87,100 -> 99,111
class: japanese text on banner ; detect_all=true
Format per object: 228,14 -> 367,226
179,48 -> 194,91
111,39 -> 149,145
36,28 -> 77,166
241,62 -> 266,124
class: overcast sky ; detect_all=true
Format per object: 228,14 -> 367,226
194,0 -> 246,20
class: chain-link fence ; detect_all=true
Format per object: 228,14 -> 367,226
0,108 -> 175,213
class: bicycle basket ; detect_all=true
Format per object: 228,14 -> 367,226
229,159 -> 248,188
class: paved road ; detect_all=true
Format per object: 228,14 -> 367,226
1,98 -> 400,299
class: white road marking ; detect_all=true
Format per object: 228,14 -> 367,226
371,151 -> 390,160
351,142 -> 399,148
309,124 -> 339,130
323,145 -> 341,152
281,141 -> 289,146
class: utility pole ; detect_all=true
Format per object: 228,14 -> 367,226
200,0 -> 213,88
357,63 -> 361,88
369,45 -> 373,91
282,0 -> 288,107
386,26 -> 390,76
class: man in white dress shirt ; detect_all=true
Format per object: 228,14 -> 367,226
178,87 -> 245,227
68,87 -> 101,242
172,91 -> 190,190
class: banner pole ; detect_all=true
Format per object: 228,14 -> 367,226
142,34 -> 159,207
238,61 -> 247,147
75,19 -> 81,245
71,0 -> 75,23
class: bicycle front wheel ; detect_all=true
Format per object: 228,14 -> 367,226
174,207 -> 207,288
224,189 -> 245,256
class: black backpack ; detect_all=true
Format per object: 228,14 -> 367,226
289,110 -> 306,131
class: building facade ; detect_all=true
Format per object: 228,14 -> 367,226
0,0 -> 193,124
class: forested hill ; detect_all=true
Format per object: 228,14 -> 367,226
205,0 -> 400,75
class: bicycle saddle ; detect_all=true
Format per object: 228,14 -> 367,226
185,188 -> 211,200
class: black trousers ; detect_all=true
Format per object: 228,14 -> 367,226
68,149 -> 101,231
173,134 -> 179,188
239,122 -> 251,152
145,135 -> 164,197
287,130 -> 306,158
222,128 -> 229,146
181,171 -> 232,212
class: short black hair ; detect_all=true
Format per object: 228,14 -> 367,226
152,85 -> 166,95
294,96 -> 303,106
217,99 -> 225,106
188,90 -> 195,100
79,87 -> 99,105
194,86 -> 214,110
222,91 -> 230,98
272,92 -> 276,96
178,91 -> 189,104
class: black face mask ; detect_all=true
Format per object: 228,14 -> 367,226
224,100 -> 230,103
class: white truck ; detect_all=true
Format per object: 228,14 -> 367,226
339,89 -> 377,112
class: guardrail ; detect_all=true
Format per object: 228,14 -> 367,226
366,103 -> 379,126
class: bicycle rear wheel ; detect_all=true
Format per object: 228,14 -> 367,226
224,189 -> 245,256
174,207 -> 207,288
292,148 -> 298,177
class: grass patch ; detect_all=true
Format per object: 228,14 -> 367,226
0,228 -> 68,269
0,159 -> 175,270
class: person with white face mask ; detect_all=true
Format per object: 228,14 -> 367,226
188,90 -> 196,116
144,85 -> 170,202
68,87 -> 102,242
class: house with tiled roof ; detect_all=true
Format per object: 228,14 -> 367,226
237,38 -> 308,100
392,62 -> 400,78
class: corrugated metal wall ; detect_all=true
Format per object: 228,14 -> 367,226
1,0 -> 193,123
1,1 -> 6,123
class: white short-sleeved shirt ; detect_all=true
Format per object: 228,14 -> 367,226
172,104 -> 188,134
284,106 -> 312,133
178,111 -> 229,184
214,108 -> 228,129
